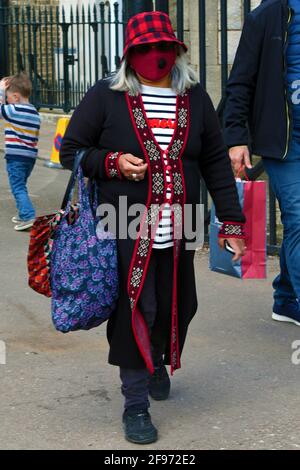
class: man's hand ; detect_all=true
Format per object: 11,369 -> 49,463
118,154 -> 148,181
218,237 -> 247,262
229,145 -> 252,174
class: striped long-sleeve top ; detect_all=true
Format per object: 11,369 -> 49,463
141,84 -> 176,249
0,100 -> 40,161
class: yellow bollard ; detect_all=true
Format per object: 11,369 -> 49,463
45,117 -> 70,169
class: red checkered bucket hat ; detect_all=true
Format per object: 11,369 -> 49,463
123,11 -> 188,59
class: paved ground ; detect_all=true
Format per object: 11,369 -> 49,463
0,121 -> 300,450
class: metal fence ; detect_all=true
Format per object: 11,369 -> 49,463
0,1 -> 124,112
0,0 -> 280,254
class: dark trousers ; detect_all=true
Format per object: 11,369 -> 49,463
120,247 -> 173,410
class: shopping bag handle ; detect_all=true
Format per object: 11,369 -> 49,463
236,167 -> 250,181
224,239 -> 236,255
61,149 -> 87,210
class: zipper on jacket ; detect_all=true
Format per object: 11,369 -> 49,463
283,6 -> 293,159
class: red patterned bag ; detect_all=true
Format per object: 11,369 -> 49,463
27,152 -> 84,297
27,206 -> 81,297
27,212 -> 64,297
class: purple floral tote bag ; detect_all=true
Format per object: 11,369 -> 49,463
50,155 -> 118,332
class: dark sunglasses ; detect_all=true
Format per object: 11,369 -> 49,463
134,42 -> 176,54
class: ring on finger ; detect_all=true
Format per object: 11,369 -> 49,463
131,172 -> 139,182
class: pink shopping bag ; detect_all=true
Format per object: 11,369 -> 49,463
210,179 -> 267,279
242,180 -> 267,279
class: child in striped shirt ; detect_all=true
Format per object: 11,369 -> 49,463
0,72 -> 40,231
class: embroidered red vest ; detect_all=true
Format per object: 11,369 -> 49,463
126,90 -> 190,375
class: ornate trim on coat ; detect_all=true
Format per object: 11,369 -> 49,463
126,90 -> 190,375
218,221 -> 245,239
105,151 -> 123,179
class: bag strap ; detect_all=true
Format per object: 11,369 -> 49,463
236,167 -> 250,181
60,149 -> 87,210
87,178 -> 99,216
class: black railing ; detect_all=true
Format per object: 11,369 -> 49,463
0,1 -> 125,112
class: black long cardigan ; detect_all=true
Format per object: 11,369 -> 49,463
60,78 -> 245,374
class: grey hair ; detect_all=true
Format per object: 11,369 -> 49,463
109,46 -> 198,95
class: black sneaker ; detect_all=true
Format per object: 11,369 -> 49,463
149,364 -> 171,401
123,409 -> 158,444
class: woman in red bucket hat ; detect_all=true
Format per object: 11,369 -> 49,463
60,11 -> 246,444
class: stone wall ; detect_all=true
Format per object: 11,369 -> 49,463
8,0 -> 59,5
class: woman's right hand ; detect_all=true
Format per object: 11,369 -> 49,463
118,153 -> 148,181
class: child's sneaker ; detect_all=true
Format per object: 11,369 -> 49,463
11,215 -> 22,224
272,300 -> 300,326
14,219 -> 35,231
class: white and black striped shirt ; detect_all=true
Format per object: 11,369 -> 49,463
141,85 -> 176,249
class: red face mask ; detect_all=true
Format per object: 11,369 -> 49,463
129,46 -> 177,82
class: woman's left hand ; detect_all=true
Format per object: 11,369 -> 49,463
218,238 -> 247,262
